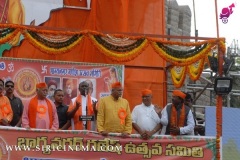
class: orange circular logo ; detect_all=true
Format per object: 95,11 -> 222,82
14,69 -> 41,98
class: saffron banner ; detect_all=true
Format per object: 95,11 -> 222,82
0,57 -> 124,106
0,127 -> 216,160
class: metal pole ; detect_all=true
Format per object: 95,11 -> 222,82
192,0 -> 198,41
192,83 -> 212,104
227,94 -> 231,107
215,0 -> 222,159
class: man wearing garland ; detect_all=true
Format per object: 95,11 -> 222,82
132,89 -> 162,139
97,82 -> 132,137
67,81 -> 97,130
22,82 -> 59,129
160,90 -> 195,135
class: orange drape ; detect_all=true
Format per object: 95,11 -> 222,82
3,0 -> 166,109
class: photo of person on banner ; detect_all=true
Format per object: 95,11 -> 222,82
104,67 -> 119,92
67,81 -> 97,131
0,0 -> 63,56
44,77 -> 60,102
63,78 -> 77,106
0,0 -> 25,47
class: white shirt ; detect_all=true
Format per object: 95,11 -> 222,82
160,104 -> 195,135
132,103 -> 161,135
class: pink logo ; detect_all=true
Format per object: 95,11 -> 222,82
220,3 -> 235,24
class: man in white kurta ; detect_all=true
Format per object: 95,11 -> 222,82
132,89 -> 161,139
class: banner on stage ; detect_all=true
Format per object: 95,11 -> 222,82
0,57 -> 124,106
0,127 -> 216,160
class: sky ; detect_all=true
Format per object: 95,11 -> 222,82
176,0 -> 240,47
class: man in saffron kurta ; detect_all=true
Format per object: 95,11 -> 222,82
0,79 -> 13,126
161,90 -> 194,135
97,82 -> 132,137
22,82 -> 59,129
67,81 -> 97,130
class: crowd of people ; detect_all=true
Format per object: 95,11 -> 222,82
0,79 -> 204,138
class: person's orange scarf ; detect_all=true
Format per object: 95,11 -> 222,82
0,96 -> 11,119
28,96 -> 53,129
0,95 -> 12,121
75,94 -> 93,130
170,104 -> 185,135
